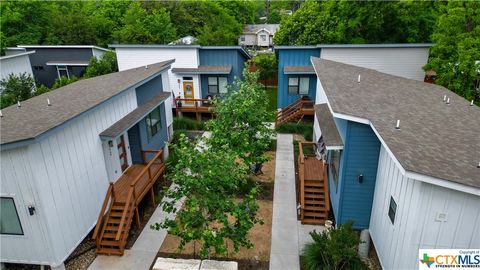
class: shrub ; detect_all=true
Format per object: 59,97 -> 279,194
276,123 -> 313,141
0,72 -> 36,109
301,221 -> 368,270
173,117 -> 205,131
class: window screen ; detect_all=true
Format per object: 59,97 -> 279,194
0,197 -> 23,235
288,77 -> 299,94
299,77 -> 310,95
219,77 -> 228,94
208,77 -> 218,94
388,196 -> 397,224
146,106 -> 162,139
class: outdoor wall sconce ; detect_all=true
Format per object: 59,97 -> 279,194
358,174 -> 364,184
108,140 -> 113,147
28,205 -> 36,216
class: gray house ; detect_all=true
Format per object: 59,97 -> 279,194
238,24 -> 280,48
11,45 -> 109,87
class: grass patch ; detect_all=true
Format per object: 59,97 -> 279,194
276,122 -> 313,141
173,117 -> 205,131
265,87 -> 277,114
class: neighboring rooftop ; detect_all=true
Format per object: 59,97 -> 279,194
0,60 -> 174,147
172,65 -> 232,74
275,43 -> 433,50
311,57 -> 480,188
0,51 -> 35,60
243,24 -> 280,34
17,45 -> 110,51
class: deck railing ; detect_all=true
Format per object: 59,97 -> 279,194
176,98 -> 213,110
275,97 -> 315,126
92,183 -> 114,244
115,150 -> 164,243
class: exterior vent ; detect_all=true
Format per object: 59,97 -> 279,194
357,74 -> 361,83
395,119 -> 400,130
17,101 -> 21,107
47,98 -> 51,106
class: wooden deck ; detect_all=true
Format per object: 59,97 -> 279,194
176,98 -> 214,121
92,149 -> 165,255
275,97 -> 315,126
298,141 -> 330,225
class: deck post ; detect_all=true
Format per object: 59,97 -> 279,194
135,207 -> 141,228
196,112 -> 201,121
150,187 -> 156,207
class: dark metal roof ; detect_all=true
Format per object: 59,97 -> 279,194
284,65 -> 315,74
99,92 -> 170,139
0,60 -> 174,147
311,57 -> 480,188
316,43 -> 433,48
171,65 -> 232,74
315,104 -> 344,149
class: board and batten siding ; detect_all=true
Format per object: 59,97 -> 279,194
369,146 -> 480,269
115,47 -> 201,100
320,47 -> 429,81
0,88 -> 138,266
0,54 -> 34,81
277,48 -> 320,108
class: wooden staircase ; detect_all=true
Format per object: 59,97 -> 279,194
92,150 -> 165,255
275,97 -> 315,127
298,141 -> 330,225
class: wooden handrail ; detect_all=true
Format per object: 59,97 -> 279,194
324,163 -> 330,212
92,183 -> 113,240
115,149 -> 164,241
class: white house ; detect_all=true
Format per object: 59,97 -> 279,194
238,24 -> 280,48
0,51 -> 36,81
0,60 -> 173,268
311,58 -> 480,269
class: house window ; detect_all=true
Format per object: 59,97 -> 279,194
0,197 -> 24,235
388,196 -> 397,224
33,66 -> 44,71
183,76 -> 193,81
57,65 -> 69,79
207,77 -> 228,94
329,150 -> 342,187
288,77 -> 310,95
260,35 -> 267,41
146,106 -> 162,139
240,36 -> 245,42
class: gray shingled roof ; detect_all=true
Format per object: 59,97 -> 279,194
311,57 -> 480,188
171,65 -> 232,74
284,65 -> 315,74
0,60 -> 174,146
315,104 -> 344,149
100,92 -> 170,139
243,24 -> 280,34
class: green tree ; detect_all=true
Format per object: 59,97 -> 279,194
52,76 -> 79,90
85,51 -> 119,78
207,69 -> 275,170
424,1 -> 480,103
253,53 -> 278,89
152,135 -> 261,258
113,2 -> 176,44
0,73 -> 36,109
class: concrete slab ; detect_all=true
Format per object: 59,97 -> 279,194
200,260 -> 238,270
152,258 -> 201,270
298,222 -> 326,253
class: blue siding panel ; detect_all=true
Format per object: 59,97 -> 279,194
137,102 -> 168,158
277,49 -> 320,108
135,75 -> 163,106
327,118 -> 348,222
337,121 -> 381,229
127,123 -> 142,164
198,49 -> 247,98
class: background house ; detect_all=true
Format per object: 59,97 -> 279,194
275,44 -> 432,108
10,45 -> 109,87
0,50 -> 35,81
238,24 -> 279,48
0,61 -> 173,268
311,58 -> 480,269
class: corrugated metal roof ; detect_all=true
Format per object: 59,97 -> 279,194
0,60 -> 174,147
46,60 -> 89,66
311,57 -> 480,188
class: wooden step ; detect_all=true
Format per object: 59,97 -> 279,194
304,188 -> 324,193
97,247 -> 123,256
110,211 -> 124,217
303,206 -> 327,211
104,225 -> 120,231
304,199 -> 326,205
111,205 -> 125,211
304,194 -> 325,199
99,240 -> 121,246
303,211 -> 328,217
301,218 -> 326,225
101,233 -> 117,239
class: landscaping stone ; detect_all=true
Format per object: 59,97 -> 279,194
152,258 -> 200,270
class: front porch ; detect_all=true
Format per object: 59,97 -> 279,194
92,149 -> 165,255
175,98 -> 215,121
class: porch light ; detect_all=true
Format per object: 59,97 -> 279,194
358,174 -> 364,184
108,140 -> 114,147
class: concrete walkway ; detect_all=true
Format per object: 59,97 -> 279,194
88,186 -> 184,270
270,134 -> 300,270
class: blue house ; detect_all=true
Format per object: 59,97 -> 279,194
311,58 -> 480,269
275,44 -> 432,109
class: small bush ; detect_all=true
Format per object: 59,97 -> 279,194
172,129 -> 188,144
173,117 -> 205,131
301,221 -> 368,270
276,123 -> 313,141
